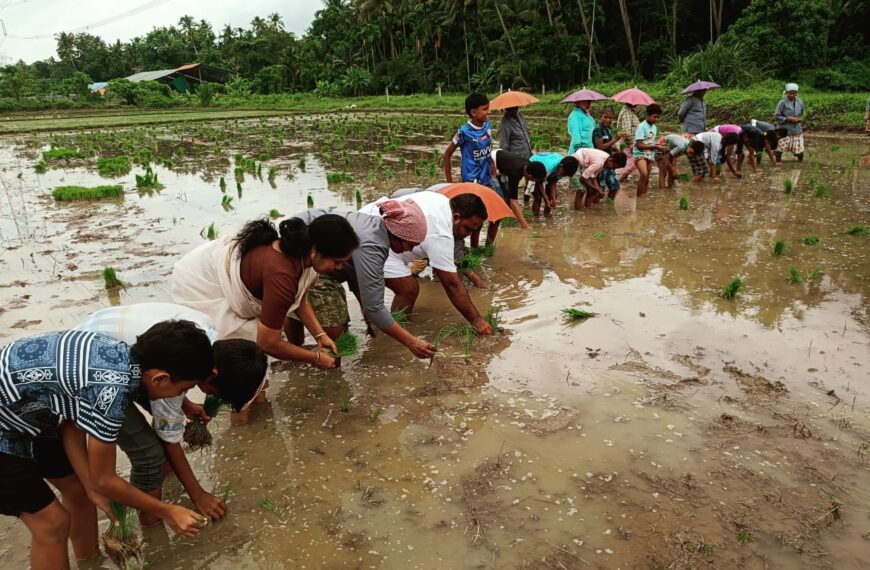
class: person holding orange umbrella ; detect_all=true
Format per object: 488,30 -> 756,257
490,91 -> 539,159
361,188 -> 494,336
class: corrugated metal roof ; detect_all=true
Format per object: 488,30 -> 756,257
126,69 -> 176,82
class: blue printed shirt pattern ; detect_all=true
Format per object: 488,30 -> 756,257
452,120 -> 493,185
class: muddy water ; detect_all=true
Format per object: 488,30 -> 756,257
0,123 -> 869,570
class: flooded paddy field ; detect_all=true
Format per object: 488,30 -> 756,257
0,113 -> 869,569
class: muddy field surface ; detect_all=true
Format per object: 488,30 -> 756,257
0,114 -> 869,570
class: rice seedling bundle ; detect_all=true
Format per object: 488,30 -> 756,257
332,331 -> 360,357
97,156 -> 132,177
134,166 -> 162,190
788,266 -> 804,284
561,307 -> 597,321
355,189 -> 363,205
485,306 -> 502,330
592,231 -> 607,240
42,147 -> 83,161
236,181 -> 242,196
183,395 -> 225,448
52,185 -> 123,202
341,389 -> 352,412
206,223 -> 217,240
390,307 -> 410,325
469,243 -> 496,258
33,161 -> 47,173
679,196 -> 689,210
101,501 -> 144,569
459,253 -> 483,270
307,194 -> 314,208
221,195 -> 233,207
435,323 -> 476,357
219,176 -> 226,190
102,267 -> 123,289
269,209 -> 282,219
268,166 -> 277,179
298,157 -> 307,169
845,225 -> 867,236
773,240 -> 787,256
814,183 -> 828,198
802,235 -> 820,246
807,267 -> 822,280
719,276 -> 745,299
783,179 -> 794,194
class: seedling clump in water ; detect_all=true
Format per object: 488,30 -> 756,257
269,209 -> 282,219
102,267 -> 123,289
101,501 -> 144,569
592,231 -> 607,240
802,235 -> 820,246
459,253 -> 483,270
469,243 -> 496,258
135,166 -> 163,190
97,156 -> 132,177
307,194 -> 314,208
788,265 -> 804,284
341,388 -> 352,412
435,323 -> 476,357
561,307 -> 597,321
845,225 -> 867,236
205,223 -> 217,240
783,179 -> 794,194
814,183 -> 829,198
773,240 -> 787,256
719,276 -> 745,299
679,196 -> 689,210
390,307 -> 410,325
219,176 -> 226,191
368,407 -> 383,424
485,306 -> 502,330
183,395 -> 225,448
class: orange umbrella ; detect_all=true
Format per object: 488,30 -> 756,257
434,182 -> 514,222
489,91 -> 540,110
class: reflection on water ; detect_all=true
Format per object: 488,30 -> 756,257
0,126 -> 868,569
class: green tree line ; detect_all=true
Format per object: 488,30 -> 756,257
1,0 -> 867,106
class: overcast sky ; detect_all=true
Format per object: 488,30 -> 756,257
0,0 -> 320,64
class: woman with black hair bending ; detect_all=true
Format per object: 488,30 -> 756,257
171,215 -> 359,370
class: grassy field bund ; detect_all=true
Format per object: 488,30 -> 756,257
0,80 -> 865,134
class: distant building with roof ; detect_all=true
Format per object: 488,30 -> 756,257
123,63 -> 231,93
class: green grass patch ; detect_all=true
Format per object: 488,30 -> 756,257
52,184 -> 123,201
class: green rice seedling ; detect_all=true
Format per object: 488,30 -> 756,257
258,151 -> 270,161
788,265 -> 804,284
679,172 -> 690,182
42,147 -> 83,161
845,225 -> 868,236
773,240 -> 788,256
326,172 -> 354,184
830,144 -> 840,152
719,276 -> 745,300
256,163 -> 262,177
219,176 -> 226,191
315,379 -> 327,398
333,331 -> 360,357
102,267 -> 123,289
236,181 -> 242,196
368,407 -> 383,424
341,389 -> 352,412
52,185 -> 123,202
205,223 -> 217,240
183,395 -> 225,448
101,501 -> 144,569
355,189 -> 363,206
234,167 -> 244,179
268,166 -> 277,179
269,209 -> 282,219
33,160 -> 47,174
783,179 -> 794,194
592,231 -> 607,240
298,156 -> 306,170
307,194 -> 314,208
134,166 -> 162,190
802,235 -> 820,246
814,183 -> 828,198
162,158 -> 173,168
97,156 -> 131,177
391,307 -> 410,325
260,497 -> 280,515
221,195 -> 233,208
808,267 -> 822,280
469,243 -> 496,258
485,306 -> 502,331
561,307 -> 597,321
384,166 -> 393,179
435,323 -> 476,357
459,253 -> 483,270
233,153 -> 243,164
679,196 -> 689,210
220,483 -> 232,503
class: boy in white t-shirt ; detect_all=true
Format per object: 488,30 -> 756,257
76,303 -> 267,525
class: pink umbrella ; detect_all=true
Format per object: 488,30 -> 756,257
681,80 -> 721,94
560,88 -> 608,104
611,87 -> 655,106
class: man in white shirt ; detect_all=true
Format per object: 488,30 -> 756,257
360,191 -> 494,335
75,303 -> 267,525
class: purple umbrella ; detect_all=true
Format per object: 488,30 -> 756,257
560,88 -> 608,104
682,80 -> 721,94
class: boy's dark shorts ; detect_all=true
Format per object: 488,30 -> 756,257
0,438 -> 73,516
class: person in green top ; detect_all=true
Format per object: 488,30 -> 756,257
567,101 -> 596,153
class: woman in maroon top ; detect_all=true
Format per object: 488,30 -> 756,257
233,216 -> 359,369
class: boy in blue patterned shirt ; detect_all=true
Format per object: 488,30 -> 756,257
443,92 -> 494,245
0,321 -> 214,568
